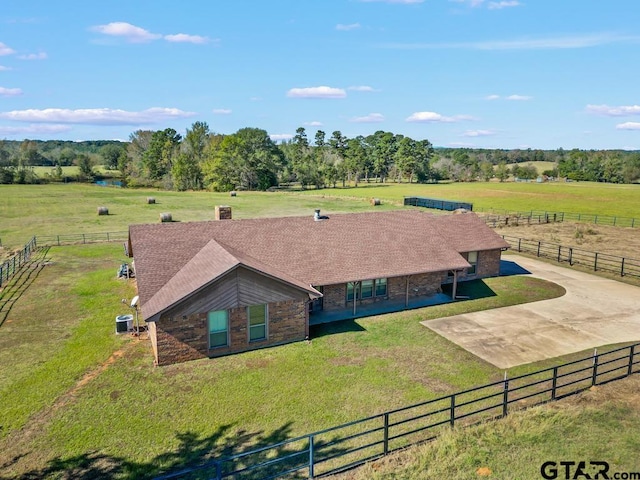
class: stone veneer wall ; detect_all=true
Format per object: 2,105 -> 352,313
153,299 -> 307,366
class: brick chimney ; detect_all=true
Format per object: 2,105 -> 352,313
215,205 -> 232,220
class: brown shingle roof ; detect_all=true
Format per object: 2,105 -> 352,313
129,210 -> 507,319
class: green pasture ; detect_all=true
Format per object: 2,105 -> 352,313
296,181 -> 640,219
0,243 -> 569,478
1,181 -> 639,250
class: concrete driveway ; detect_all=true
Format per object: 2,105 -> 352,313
423,255 -> 640,368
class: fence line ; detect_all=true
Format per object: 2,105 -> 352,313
155,343 -> 640,479
474,208 -> 638,228
502,234 -> 640,279
479,211 -> 563,228
0,236 -> 37,288
34,231 -> 128,247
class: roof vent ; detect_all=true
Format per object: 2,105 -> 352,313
314,209 -> 329,221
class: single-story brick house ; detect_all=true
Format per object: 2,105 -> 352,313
128,209 -> 509,366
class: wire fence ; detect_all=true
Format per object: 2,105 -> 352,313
0,236 -> 37,288
475,208 -> 638,228
35,231 -> 128,247
155,344 -> 640,479
502,235 -> 640,279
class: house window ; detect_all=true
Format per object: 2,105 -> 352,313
208,310 -> 228,348
467,251 -> 478,275
361,279 -> 374,299
248,304 -> 267,342
375,278 -> 387,296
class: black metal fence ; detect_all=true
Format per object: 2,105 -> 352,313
0,236 -> 37,288
155,344 -> 640,479
404,196 -> 473,211
502,235 -> 640,279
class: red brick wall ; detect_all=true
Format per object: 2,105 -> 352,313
153,299 -> 307,366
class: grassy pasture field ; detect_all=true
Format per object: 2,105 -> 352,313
1,181 -> 639,477
1,180 -> 639,250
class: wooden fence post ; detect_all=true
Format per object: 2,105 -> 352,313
568,248 -> 573,265
621,258 -> 625,277
557,245 -> 561,262
592,349 -> 599,386
537,242 -> 541,257
594,252 -> 598,271
628,345 -> 635,377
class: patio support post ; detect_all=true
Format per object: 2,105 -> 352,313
405,276 -> 410,307
452,270 -> 458,300
352,281 -> 359,316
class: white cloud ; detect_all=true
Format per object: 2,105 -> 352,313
0,107 -> 196,125
486,94 -> 500,100
382,33 -> 640,50
164,33 -> 210,44
0,124 -> 72,136
336,23 -> 361,31
447,141 -> 476,147
586,104 -> 640,117
348,85 -> 378,92
506,94 -> 532,101
212,108 -> 232,114
0,42 -> 16,56
304,121 -> 323,126
616,122 -> 640,130
270,133 -> 294,141
91,22 -> 161,43
406,111 -> 472,123
462,129 -> 496,137
0,86 -> 23,96
17,52 -> 47,60
487,1 -> 521,9
350,113 -> 385,123
450,0 -> 486,7
286,86 -> 347,99
0,66 -> 12,71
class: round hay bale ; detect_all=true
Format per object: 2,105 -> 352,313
230,191 -> 237,197
147,197 -> 156,204
370,198 -> 381,206
453,208 -> 469,214
97,206 -> 109,216
159,212 -> 172,223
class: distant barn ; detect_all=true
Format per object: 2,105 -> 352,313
404,196 -> 473,212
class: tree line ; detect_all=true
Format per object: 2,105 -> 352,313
1,123 -> 639,187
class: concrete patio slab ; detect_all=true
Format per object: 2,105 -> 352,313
422,255 -> 640,369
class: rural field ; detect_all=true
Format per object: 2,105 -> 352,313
0,180 -> 639,478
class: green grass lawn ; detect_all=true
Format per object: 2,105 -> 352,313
0,243 -> 569,478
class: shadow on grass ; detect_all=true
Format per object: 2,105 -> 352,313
499,259 -> 532,277
3,422 -> 350,480
442,279 -> 497,300
310,319 -> 367,339
0,246 -> 51,328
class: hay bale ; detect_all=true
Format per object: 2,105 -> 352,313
97,206 -> 109,216
370,198 -> 381,206
160,212 -> 172,223
147,197 -> 156,204
230,191 -> 237,197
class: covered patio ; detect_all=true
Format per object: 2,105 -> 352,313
309,292 -> 453,325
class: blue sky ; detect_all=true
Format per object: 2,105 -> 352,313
0,0 -> 639,149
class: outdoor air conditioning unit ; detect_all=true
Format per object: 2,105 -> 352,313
115,314 -> 134,334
